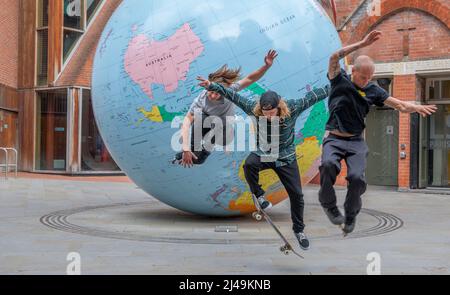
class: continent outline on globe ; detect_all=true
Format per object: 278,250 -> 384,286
124,23 -> 205,100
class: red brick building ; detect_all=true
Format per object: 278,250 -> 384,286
1,0 -> 449,190
0,0 -> 122,174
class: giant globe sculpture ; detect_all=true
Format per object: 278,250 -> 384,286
92,0 -> 342,216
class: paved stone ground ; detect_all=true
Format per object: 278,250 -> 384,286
0,176 -> 449,275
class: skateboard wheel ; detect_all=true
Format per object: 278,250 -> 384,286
252,212 -> 262,221
284,251 -> 290,255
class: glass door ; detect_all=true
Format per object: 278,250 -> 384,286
426,105 -> 450,187
421,78 -> 450,188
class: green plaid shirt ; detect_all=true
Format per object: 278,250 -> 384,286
207,83 -> 330,166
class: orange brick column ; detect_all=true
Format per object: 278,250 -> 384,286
393,74 -> 417,189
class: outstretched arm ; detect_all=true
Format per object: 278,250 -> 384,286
329,30 -> 382,80
179,113 -> 199,168
238,50 -> 278,89
291,85 -> 331,117
197,77 -> 257,115
384,97 -> 437,117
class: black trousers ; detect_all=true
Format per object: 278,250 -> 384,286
318,134 -> 369,219
244,153 -> 305,233
176,114 -> 233,164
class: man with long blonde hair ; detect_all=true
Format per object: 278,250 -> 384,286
198,76 -> 330,251
174,50 -> 278,167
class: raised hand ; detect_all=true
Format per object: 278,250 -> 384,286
197,76 -> 211,89
361,30 -> 382,47
264,49 -> 278,67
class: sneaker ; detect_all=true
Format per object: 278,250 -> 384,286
257,195 -> 272,211
323,207 -> 345,225
343,216 -> 356,235
294,232 -> 310,251
194,149 -> 211,165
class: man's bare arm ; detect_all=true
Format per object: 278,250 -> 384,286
328,30 -> 382,80
181,112 -> 194,152
384,97 -> 437,117
239,50 -> 278,89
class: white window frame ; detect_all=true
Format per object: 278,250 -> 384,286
426,77 -> 450,104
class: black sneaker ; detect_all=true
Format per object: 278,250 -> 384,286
194,150 -> 211,165
323,207 -> 345,225
257,195 -> 272,211
294,232 -> 310,251
343,216 -> 356,235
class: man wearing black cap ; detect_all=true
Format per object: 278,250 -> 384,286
198,76 -> 330,251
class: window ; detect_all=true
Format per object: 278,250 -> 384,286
37,0 -> 49,86
63,30 -> 83,62
419,77 -> 450,188
64,0 -> 84,30
37,0 -> 49,27
81,90 -> 120,171
87,0 -> 103,24
35,90 -> 68,171
63,0 -> 84,61
427,78 -> 450,101
37,0 -> 105,82
36,30 -> 48,86
62,0 -> 104,62
376,78 -> 393,95
422,105 -> 450,187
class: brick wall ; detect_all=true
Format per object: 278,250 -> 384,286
0,0 -> 19,88
350,9 -> 450,63
393,75 -> 418,188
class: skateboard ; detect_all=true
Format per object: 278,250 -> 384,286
251,195 -> 304,259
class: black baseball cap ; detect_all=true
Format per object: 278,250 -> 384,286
260,91 -> 281,111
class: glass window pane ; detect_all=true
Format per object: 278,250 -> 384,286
36,91 -> 68,171
87,0 -> 103,24
37,0 -> 49,28
419,114 -> 429,188
81,90 -> 120,171
37,30 -> 48,86
429,81 -> 440,100
64,0 -> 84,30
427,105 -> 450,187
63,29 -> 83,61
376,78 -> 392,95
442,80 -> 450,99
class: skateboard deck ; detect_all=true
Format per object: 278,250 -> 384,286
251,195 -> 304,259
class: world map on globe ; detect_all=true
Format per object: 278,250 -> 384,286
92,0 -> 342,216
